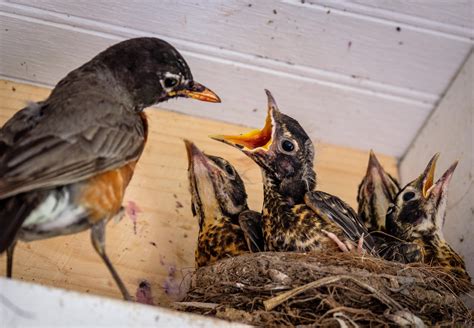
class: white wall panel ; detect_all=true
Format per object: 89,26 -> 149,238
6,0 -> 472,96
0,14 -> 431,156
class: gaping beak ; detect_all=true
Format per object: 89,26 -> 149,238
210,90 -> 276,151
416,153 -> 440,198
184,140 -> 221,221
172,82 -> 221,103
184,139 -> 209,170
367,150 -> 385,176
366,150 -> 395,189
429,161 -> 458,200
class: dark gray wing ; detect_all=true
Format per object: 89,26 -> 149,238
0,101 -> 146,199
0,189 -> 50,252
238,210 -> 264,252
304,190 -> 375,252
372,231 -> 422,263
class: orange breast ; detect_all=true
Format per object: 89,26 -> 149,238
79,162 -> 138,223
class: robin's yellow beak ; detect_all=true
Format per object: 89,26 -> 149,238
210,90 -> 276,151
170,82 -> 221,103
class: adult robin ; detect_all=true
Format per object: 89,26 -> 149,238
185,140 -> 263,267
386,153 -> 470,282
0,37 -> 220,300
211,90 -> 374,254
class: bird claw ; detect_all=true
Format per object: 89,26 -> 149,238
322,229 -> 350,252
357,233 -> 365,254
322,230 -> 365,255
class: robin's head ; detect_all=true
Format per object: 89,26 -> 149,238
211,90 -> 315,203
386,153 -> 457,241
357,150 -> 400,230
95,37 -> 220,109
185,140 -> 248,228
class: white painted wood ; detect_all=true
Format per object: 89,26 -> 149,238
4,0 -> 472,96
347,0 -> 474,37
399,51 -> 474,295
0,14 -> 431,156
0,277 -> 246,327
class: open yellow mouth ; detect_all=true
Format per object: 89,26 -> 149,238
211,110 -> 273,151
421,153 -> 439,198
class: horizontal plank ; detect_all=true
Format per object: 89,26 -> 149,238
0,80 -> 397,302
4,0 -> 471,96
347,0 -> 474,37
0,15 -> 431,156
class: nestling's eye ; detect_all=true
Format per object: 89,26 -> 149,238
403,191 -> 415,201
224,164 -> 235,176
164,77 -> 178,88
281,139 -> 295,153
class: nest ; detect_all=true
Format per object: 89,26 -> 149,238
175,252 -> 473,326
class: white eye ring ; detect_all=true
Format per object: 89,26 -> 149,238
161,73 -> 181,90
279,138 -> 297,154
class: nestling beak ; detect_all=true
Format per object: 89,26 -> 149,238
184,139 -> 211,170
210,89 -> 276,151
415,153 -> 439,198
171,82 -> 221,103
184,139 -> 221,222
429,161 -> 458,201
366,150 -> 395,190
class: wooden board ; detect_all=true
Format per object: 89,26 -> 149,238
0,80 -> 398,304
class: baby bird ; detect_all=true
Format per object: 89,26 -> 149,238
357,150 -> 400,233
212,90 -> 374,254
185,140 -> 263,267
357,151 -> 421,263
386,153 -> 470,282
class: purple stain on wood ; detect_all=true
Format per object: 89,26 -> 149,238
136,280 -> 154,305
163,280 -> 172,295
162,264 -> 180,297
125,201 -> 142,235
168,265 -> 176,278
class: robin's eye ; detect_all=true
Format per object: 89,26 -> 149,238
281,139 -> 295,153
164,77 -> 178,88
403,191 -> 415,201
224,164 -> 235,176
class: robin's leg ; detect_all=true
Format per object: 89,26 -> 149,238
91,221 -> 132,301
6,241 -> 17,278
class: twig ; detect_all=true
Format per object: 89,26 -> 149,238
173,301 -> 218,309
263,275 -> 404,311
